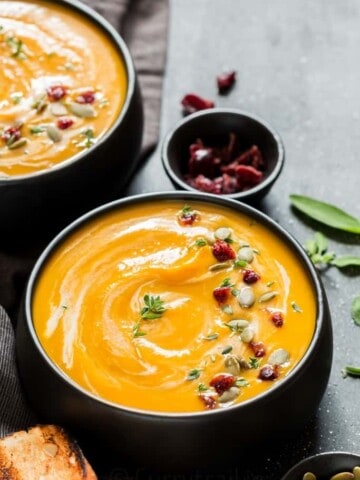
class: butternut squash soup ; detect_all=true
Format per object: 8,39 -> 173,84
0,0 -> 127,177
33,200 -> 316,413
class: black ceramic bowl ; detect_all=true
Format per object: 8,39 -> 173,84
281,452 -> 360,480
0,0 -> 143,241
16,191 -> 332,471
161,108 -> 284,203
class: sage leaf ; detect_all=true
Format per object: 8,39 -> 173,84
344,365 -> 360,377
351,296 -> 360,326
289,194 -> 360,234
331,256 -> 360,268
314,232 -> 328,254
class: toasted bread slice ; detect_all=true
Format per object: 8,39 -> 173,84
0,424 -> 97,479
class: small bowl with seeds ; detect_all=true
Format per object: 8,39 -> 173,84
161,108 -> 285,204
0,0 -> 143,240
281,452 -> 360,480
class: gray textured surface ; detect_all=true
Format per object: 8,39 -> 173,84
124,1 -> 360,478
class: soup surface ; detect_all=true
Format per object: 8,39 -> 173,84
33,201 -> 316,413
0,0 -> 127,177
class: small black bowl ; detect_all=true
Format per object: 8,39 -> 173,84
281,452 -> 360,480
161,108 -> 285,203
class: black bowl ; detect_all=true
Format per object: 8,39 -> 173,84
0,0 -> 143,242
281,452 -> 360,480
16,191 -> 332,472
161,108 -> 284,203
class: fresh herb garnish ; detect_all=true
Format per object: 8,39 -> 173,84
249,357 -> 261,369
133,321 -> 146,338
77,128 -> 96,148
351,296 -> 360,327
304,232 -> 360,269
10,92 -> 23,104
61,304 -> 68,310
186,368 -> 201,381
290,194 -> 360,234
220,278 -> 234,288
194,238 -> 207,247
234,259 -> 247,268
6,36 -> 26,59
291,301 -> 303,313
197,383 -> 208,392
331,256 -> 360,268
140,294 -> 166,320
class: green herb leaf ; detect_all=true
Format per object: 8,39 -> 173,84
186,368 -> 201,381
194,238 -> 207,247
133,321 -> 146,338
343,365 -> 360,377
197,383 -> 208,392
220,277 -> 234,288
234,259 -> 247,268
290,194 -> 360,234
351,296 -> 360,326
331,256 -> 360,268
6,36 -> 26,59
10,92 -> 23,104
249,357 -> 261,369
140,294 -> 166,320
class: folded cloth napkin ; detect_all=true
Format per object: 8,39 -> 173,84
0,0 -> 168,441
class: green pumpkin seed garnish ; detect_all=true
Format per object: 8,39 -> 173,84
186,369 -> 201,381
46,124 -> 62,143
8,138 -> 27,150
291,301 -> 303,313
68,102 -> 96,118
258,291 -> 278,303
209,261 -> 233,272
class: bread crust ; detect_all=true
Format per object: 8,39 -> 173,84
0,425 -> 97,479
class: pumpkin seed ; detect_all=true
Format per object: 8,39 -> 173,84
46,124 -> 62,143
209,261 -> 233,271
237,356 -> 250,370
258,291 -> 278,303
237,246 -> 254,263
303,473 -> 317,480
353,467 -> 360,480
8,138 -> 27,150
215,227 -> 232,241
225,319 -> 249,332
218,386 -> 240,403
268,348 -> 290,366
224,355 -> 241,376
237,286 -> 255,308
68,102 -> 96,118
50,102 -> 68,116
241,326 -> 254,343
330,473 -> 355,480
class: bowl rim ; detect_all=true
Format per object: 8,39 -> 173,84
161,108 -> 285,200
25,190 -> 327,420
0,0 -> 137,185
280,451 -> 360,479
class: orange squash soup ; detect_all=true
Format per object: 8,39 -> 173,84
33,201 -> 316,413
0,0 -> 127,177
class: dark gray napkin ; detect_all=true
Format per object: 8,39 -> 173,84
0,0 -> 168,440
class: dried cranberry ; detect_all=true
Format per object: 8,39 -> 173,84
2,125 -> 21,144
235,165 -> 263,191
213,286 -> 231,304
250,341 -> 266,358
199,394 -> 217,409
271,311 -> 284,327
57,118 -> 74,130
221,173 -> 238,194
186,174 -> 223,194
75,90 -> 96,104
217,71 -> 236,93
47,85 -> 67,101
212,240 -> 236,262
243,269 -> 260,284
233,145 -> 265,170
181,93 -> 215,115
209,373 -> 235,395
258,364 -> 279,381
188,146 -> 220,178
